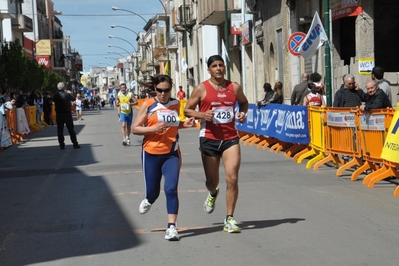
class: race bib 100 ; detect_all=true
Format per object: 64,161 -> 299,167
158,109 -> 180,127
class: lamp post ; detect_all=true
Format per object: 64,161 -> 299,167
157,0 -> 170,76
108,35 -> 137,53
108,44 -> 131,55
112,6 -> 155,75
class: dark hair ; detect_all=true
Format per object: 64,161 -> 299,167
310,72 -> 322,83
207,55 -> 224,67
263,83 -> 272,92
179,86 -> 183,89
120,83 -> 127,87
372,66 -> 384,80
308,82 -> 321,94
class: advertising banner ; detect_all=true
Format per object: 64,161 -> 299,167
381,103 -> 399,163
36,56 -> 50,68
236,104 -> 309,145
326,112 -> 356,127
331,0 -> 363,20
231,14 -> 242,35
35,40 -> 51,56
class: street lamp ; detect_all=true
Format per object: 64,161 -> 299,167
108,44 -> 131,56
108,51 -> 130,60
112,7 -> 155,75
108,35 -> 137,53
110,25 -> 140,37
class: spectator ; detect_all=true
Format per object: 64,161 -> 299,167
53,82 -> 80,150
43,92 -> 53,125
357,80 -> 392,111
371,66 -> 392,104
290,73 -> 309,105
34,92 -> 43,125
333,74 -> 362,107
269,81 -> 284,104
177,85 -> 186,100
256,83 -> 274,107
303,83 -> 326,106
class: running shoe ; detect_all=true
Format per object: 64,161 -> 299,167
165,225 -> 180,241
139,199 -> 152,214
223,217 -> 241,233
126,138 -> 130,146
203,188 -> 219,214
122,139 -> 127,146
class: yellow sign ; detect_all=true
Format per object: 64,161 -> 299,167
35,39 -> 51,56
358,58 -> 374,75
381,103 -> 399,163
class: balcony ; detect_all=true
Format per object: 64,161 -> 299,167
0,0 -> 17,19
172,5 -> 196,32
197,0 -> 239,25
11,15 -> 33,32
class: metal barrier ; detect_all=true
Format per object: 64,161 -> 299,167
310,107 -> 360,176
297,106 -> 329,168
351,108 -> 394,181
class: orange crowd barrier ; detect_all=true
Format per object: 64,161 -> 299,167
5,109 -> 24,144
351,108 -> 394,181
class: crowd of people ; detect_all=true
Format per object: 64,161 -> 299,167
285,66 -> 393,110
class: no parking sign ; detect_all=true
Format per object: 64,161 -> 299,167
288,32 -> 306,56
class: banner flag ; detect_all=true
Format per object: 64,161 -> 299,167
181,58 -> 188,73
380,103 -> 399,163
164,61 -> 169,75
222,39 -> 230,63
298,11 -> 328,60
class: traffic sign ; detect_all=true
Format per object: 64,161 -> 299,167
288,32 -> 306,56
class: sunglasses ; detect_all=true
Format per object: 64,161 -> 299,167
156,88 -> 172,93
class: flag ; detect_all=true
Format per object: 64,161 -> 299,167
164,61 -> 169,75
222,39 -> 230,63
181,58 -> 188,73
298,11 -> 328,60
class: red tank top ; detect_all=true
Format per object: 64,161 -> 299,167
199,80 -> 238,140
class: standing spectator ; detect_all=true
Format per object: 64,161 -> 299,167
357,80 -> 392,111
184,55 -> 248,234
109,94 -> 115,109
115,83 -> 138,146
177,85 -> 186,100
16,91 -> 25,108
371,66 -> 392,104
43,92 -> 53,125
333,74 -> 362,107
34,92 -> 43,125
256,83 -> 274,107
53,82 -> 80,150
132,74 -> 196,241
290,73 -> 309,105
75,94 -> 83,123
303,83 -> 326,106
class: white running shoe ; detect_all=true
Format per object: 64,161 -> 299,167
223,217 -> 241,233
165,225 -> 179,241
126,138 -> 130,146
203,188 -> 219,214
139,199 -> 152,214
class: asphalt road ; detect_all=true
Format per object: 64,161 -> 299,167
1,105 -> 399,266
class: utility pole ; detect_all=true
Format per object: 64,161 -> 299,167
183,0 -> 190,98
224,0 -> 230,80
324,0 -> 332,106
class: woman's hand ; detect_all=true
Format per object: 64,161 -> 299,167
183,117 -> 196,128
